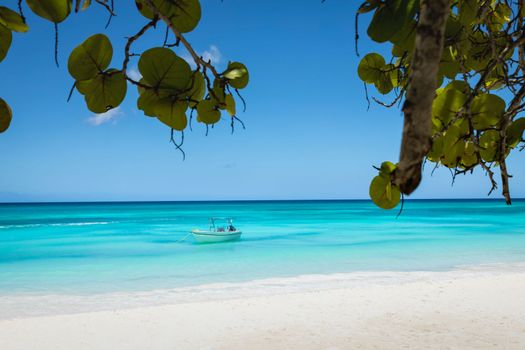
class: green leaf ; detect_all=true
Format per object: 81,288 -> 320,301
0,97 -> 12,133
196,100 -> 220,124
83,70 -> 127,113
379,161 -> 396,176
441,125 -> 465,167
135,0 -> 201,33
507,118 -> 525,148
223,62 -> 249,89
137,89 -> 169,117
471,94 -> 505,130
225,94 -> 236,116
75,79 -> 92,95
155,99 -> 188,131
432,88 -> 466,126
138,47 -> 192,92
479,130 -> 499,162
427,135 -> 444,162
211,79 -> 226,106
187,71 -> 205,107
460,141 -> 478,168
26,0 -> 72,23
367,0 -> 418,43
458,0 -> 477,26
0,6 -> 29,32
369,174 -> 401,209
465,31 -> 490,71
68,34 -> 113,81
169,0 -> 201,33
0,24 -> 12,63
357,53 -> 385,84
443,80 -> 470,94
439,46 -> 460,80
389,19 -> 416,52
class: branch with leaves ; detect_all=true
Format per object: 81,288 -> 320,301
358,0 -> 525,209
0,0 -> 250,158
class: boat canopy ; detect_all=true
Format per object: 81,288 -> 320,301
208,217 -> 234,230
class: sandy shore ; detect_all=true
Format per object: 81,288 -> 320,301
1,266 -> 525,349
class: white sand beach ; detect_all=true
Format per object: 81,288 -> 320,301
1,265 -> 525,350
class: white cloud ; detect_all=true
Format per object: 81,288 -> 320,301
127,67 -> 142,81
201,45 -> 221,65
182,45 -> 222,68
86,107 -> 123,126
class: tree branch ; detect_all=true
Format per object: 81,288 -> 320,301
142,0 -> 220,80
394,0 -> 451,194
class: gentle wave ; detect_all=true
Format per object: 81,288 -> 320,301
0,222 -> 112,229
2,262 -> 525,319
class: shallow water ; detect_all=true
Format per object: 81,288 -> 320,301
0,200 -> 524,295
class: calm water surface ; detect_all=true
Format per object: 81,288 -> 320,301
0,200 -> 524,294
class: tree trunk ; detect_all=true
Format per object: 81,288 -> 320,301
394,0 -> 451,194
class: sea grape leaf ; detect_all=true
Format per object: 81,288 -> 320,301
442,125 -> 466,166
507,118 -> 525,148
444,16 -> 462,40
0,24 -> 12,63
68,34 -> 113,81
479,130 -> 499,162
196,100 -> 220,124
83,70 -> 127,113
443,80 -> 470,94
379,161 -> 396,177
0,6 -> 29,32
211,79 -> 226,106
460,141 -> 478,168
427,135 -> 444,162
389,19 -> 416,52
0,97 -> 12,133
458,0 -> 477,26
465,32 -> 490,71
138,47 -> 192,92
187,71 -> 205,107
432,88 -> 466,126
135,0 -> 201,33
75,79 -> 92,95
225,94 -> 236,116
169,0 -> 201,33
441,125 -> 465,167
367,0 -> 418,43
357,53 -> 385,84
154,98 -> 188,131
374,72 -> 394,94
223,62 -> 249,89
369,174 -> 401,209
471,94 -> 505,130
439,46 -> 460,80
26,0 -> 72,23
137,89 -> 169,117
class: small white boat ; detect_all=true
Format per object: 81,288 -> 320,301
191,217 -> 242,243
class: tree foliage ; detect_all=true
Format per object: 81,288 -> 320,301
1,1 -> 524,208
0,0 -> 249,153
358,0 -> 525,208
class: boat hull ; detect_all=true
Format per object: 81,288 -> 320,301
191,230 -> 242,243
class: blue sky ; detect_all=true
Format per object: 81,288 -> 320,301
0,0 -> 523,202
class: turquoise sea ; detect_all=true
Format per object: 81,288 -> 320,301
1,200 -> 524,295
